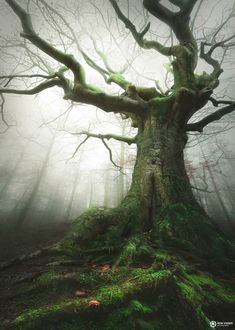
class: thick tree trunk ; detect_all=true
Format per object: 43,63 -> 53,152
128,112 -> 192,226
64,101 -> 234,261
116,109 -> 233,258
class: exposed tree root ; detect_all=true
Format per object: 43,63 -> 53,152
0,206 -> 234,329
0,244 -> 61,271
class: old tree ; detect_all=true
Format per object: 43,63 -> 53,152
0,0 -> 235,329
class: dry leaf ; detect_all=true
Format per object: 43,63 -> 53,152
73,290 -> 87,297
93,264 -> 111,271
88,300 -> 100,306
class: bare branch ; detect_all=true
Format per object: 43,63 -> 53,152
0,78 -> 63,95
70,131 -> 123,170
186,102 -> 235,132
209,97 -> 234,107
5,0 -> 85,84
71,136 -> 89,159
0,73 -> 56,81
70,131 -> 136,145
191,185 -> 213,193
37,0 -> 131,90
190,0 -> 204,30
0,93 -> 15,133
212,3 -> 235,43
3,2 -> 146,116
101,138 -> 122,170
200,42 -> 223,79
200,8 -> 235,80
143,0 -> 197,44
0,73 -> 57,87
180,0 -> 198,16
39,104 -> 74,128
143,0 -> 175,26
110,0 -> 171,56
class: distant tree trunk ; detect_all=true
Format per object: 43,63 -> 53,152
88,176 -> 94,208
40,170 -> 64,224
103,166 -> 111,207
200,147 -> 235,233
117,141 -> 126,205
186,160 -> 203,207
0,150 -> 25,197
5,186 -> 29,229
64,164 -> 80,221
15,130 -> 57,229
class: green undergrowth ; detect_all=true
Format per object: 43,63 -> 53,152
59,203 -> 142,260
58,203 -> 235,269
3,246 -> 234,330
2,204 -> 235,329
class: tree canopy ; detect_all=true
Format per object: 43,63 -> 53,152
0,0 -> 234,136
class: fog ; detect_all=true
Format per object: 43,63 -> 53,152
0,0 -> 235,258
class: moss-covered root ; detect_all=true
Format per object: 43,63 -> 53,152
156,203 -> 235,261
6,264 -> 235,330
59,203 -> 142,260
60,203 -> 235,266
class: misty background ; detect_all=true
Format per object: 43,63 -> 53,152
0,0 -> 234,258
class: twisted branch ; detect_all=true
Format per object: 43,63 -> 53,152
70,131 -> 136,145
186,102 -> 235,132
0,78 -> 64,95
110,0 -> 171,56
5,0 -> 85,84
70,131 -> 128,170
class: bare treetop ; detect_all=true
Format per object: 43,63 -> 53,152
0,0 -> 234,134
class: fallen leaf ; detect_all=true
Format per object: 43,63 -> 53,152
73,290 -> 87,297
94,264 -> 111,271
88,300 -> 101,306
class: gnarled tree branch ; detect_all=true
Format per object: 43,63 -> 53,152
37,0 -> 131,91
110,0 -> 171,56
0,93 -> 14,133
70,131 -> 123,170
200,34 -> 235,76
5,0 -> 85,84
70,88 -> 148,116
4,0 -> 148,117
186,102 -> 235,132
0,78 -> 64,95
70,131 -> 136,145
143,0 -> 197,44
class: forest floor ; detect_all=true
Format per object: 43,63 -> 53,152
0,222 -> 70,261
0,219 -> 234,330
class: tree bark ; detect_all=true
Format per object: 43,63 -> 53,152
114,106 -> 232,257
125,109 -> 192,223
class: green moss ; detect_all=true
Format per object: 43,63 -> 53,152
97,285 -> 124,305
8,264 -> 235,330
186,274 -> 219,288
14,304 -> 63,330
177,281 -> 202,305
129,300 -> 153,314
108,73 -> 129,89
3,199 -> 234,330
78,270 -> 100,287
186,273 -> 235,304
36,271 -> 59,286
